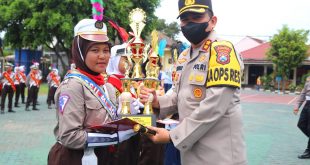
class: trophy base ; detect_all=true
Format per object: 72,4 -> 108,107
120,114 -> 156,126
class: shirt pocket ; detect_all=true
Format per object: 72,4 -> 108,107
187,70 -> 207,101
85,99 -> 103,110
84,99 -> 110,126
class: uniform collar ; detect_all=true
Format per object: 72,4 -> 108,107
199,30 -> 217,53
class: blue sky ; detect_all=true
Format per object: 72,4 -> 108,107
155,0 -> 310,44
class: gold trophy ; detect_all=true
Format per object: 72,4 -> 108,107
143,30 -> 160,117
118,8 -> 156,127
129,8 -> 146,80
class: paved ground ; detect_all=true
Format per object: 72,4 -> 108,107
0,89 -> 309,165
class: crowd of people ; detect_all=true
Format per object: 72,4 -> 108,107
0,62 -> 61,114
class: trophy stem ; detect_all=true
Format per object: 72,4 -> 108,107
121,101 -> 131,115
143,102 -> 153,115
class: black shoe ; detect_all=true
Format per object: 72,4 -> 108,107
298,149 -> 310,159
32,108 -> 39,111
15,104 -> 20,108
25,108 -> 30,111
22,102 -> 25,104
8,110 -> 16,113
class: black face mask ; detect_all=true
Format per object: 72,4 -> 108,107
181,22 -> 211,45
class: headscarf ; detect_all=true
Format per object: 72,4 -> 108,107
106,43 -> 127,76
72,36 -> 111,75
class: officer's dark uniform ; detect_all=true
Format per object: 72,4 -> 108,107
0,63 -> 16,114
25,65 -> 41,111
295,78 -> 310,159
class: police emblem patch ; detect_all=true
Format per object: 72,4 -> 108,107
214,45 -> 232,65
193,88 -> 202,98
59,94 -> 70,114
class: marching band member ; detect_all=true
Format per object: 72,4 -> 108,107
0,62 -> 16,114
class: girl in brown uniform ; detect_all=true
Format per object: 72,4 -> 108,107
48,19 -> 136,165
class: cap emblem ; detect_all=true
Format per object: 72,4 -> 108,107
95,21 -> 104,29
185,0 -> 195,6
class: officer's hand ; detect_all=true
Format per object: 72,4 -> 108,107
139,85 -> 159,108
156,86 -> 165,96
293,108 -> 299,115
145,126 -> 170,144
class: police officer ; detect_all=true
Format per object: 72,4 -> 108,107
0,62 -> 16,114
139,0 -> 247,164
46,68 -> 61,109
25,65 -> 41,111
293,76 -> 310,159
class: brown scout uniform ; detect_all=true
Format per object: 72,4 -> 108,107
48,70 -> 117,165
157,31 -> 247,165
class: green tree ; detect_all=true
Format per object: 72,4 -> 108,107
0,0 -> 32,62
155,19 -> 180,39
267,25 -> 309,92
0,0 -> 160,74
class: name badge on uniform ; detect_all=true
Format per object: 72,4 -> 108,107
193,64 -> 206,71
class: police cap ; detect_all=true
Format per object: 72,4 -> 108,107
178,0 -> 212,18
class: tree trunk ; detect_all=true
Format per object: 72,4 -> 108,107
18,48 -> 22,65
54,50 -> 68,76
282,74 -> 286,93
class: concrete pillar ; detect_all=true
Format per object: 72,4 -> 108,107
244,64 -> 249,85
264,65 -> 267,75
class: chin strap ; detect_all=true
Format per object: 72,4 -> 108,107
77,35 -> 85,62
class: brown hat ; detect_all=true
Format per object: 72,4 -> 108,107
178,0 -> 212,18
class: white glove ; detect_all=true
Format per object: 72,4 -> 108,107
130,98 -> 141,114
118,129 -> 137,143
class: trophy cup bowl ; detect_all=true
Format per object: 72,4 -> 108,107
119,91 -> 131,115
130,42 -> 145,79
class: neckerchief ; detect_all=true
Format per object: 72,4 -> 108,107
65,72 -> 118,120
77,68 -> 105,86
107,74 -> 124,93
